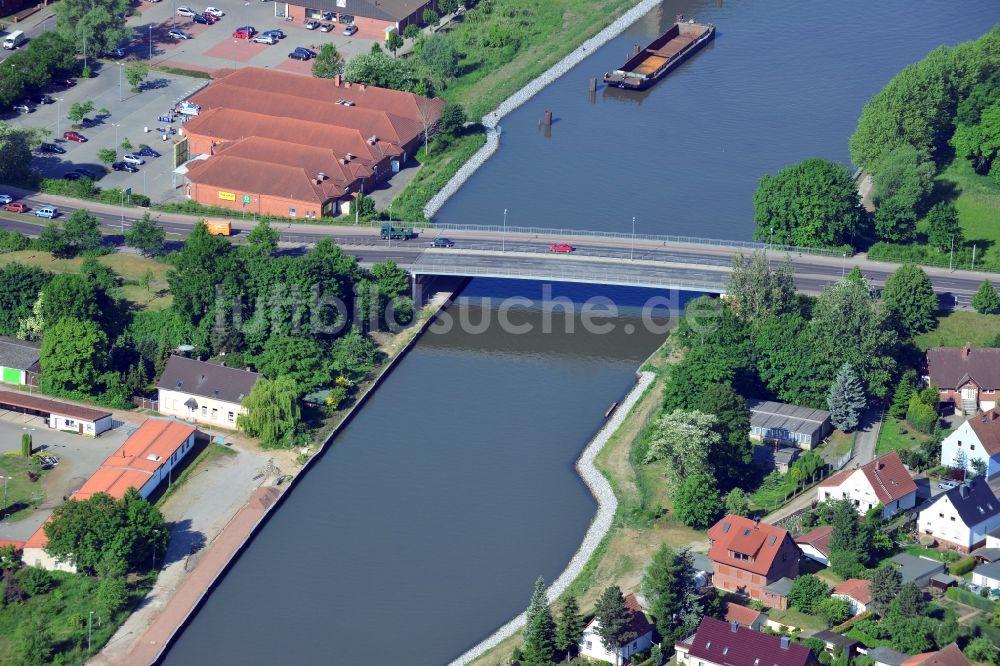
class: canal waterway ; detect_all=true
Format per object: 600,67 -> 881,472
434,0 -> 998,238
162,280 -> 685,665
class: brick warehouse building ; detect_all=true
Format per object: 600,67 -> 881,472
180,68 -> 443,218
280,0 -> 440,39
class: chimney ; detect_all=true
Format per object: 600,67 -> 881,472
318,172 -> 326,181
780,637 -> 791,650
959,484 -> 970,498
753,518 -> 760,529
334,74 -> 341,87
964,342 -> 972,358
345,81 -> 351,88
360,83 -> 366,90
730,620 -> 739,633
341,158 -> 348,165
991,411 -> 999,421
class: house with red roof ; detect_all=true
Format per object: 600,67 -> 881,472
707,515 -> 800,607
578,593 -> 654,664
794,526 -> 833,566
816,452 -> 917,519
725,601 -> 766,631
925,344 -> 1000,415
901,643 -> 972,666
676,617 -> 817,666
832,578 -> 871,615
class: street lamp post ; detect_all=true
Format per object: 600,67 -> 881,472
88,611 -> 93,653
502,208 -> 507,253
1,475 -> 8,516
841,252 -> 846,277
149,25 -> 153,60
631,215 -> 636,261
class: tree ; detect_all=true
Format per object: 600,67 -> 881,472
438,102 -> 467,137
60,208 -> 103,257
650,645 -> 664,666
166,220 -> 233,325
369,259 -> 409,299
965,637 -> 999,665
125,212 -> 166,257
972,280 -> 1000,314
245,219 -> 279,255
644,410 -> 719,486
343,50 -> 419,91
788,574 -> 830,614
0,122 -> 39,186
40,273 -> 99,327
97,573 -> 128,615
438,0 -> 459,14
67,100 -> 95,125
403,23 -> 420,39
43,492 -> 123,574
952,102 -> 1000,177
312,43 -> 345,78
420,34 -> 460,87
555,595 -> 584,660
673,472 -> 723,529
422,8 -> 439,24
871,145 -> 935,242
124,61 -> 149,92
253,336 -> 332,395
55,0 -> 132,57
889,369 -> 918,419
120,136 -> 132,152
97,147 -> 117,165
698,383 -> 752,491
752,158 -> 863,248
882,263 -> 938,336
642,546 -> 701,642
238,376 -> 300,448
925,201 -> 963,253
870,564 -> 902,616
522,576 -> 555,665
724,488 -> 750,517
727,252 -> 796,321
386,30 -> 404,56
594,585 -> 637,665
890,581 -> 926,618
21,432 -> 31,457
39,317 -> 109,394
10,610 -> 54,666
827,363 -> 867,432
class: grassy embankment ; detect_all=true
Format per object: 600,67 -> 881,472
0,249 -> 173,311
390,0 -> 636,221
0,453 -> 47,521
467,341 -> 706,666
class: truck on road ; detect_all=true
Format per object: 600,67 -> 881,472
3,30 -> 27,50
380,224 -> 415,240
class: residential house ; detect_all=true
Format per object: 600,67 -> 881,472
724,602 -> 766,631
0,336 -> 40,386
794,526 -> 833,565
925,344 -> 1000,414
917,478 -> 1000,552
832,578 -> 871,615
0,390 -> 113,436
811,630 -> 861,659
762,577 -> 795,610
816,451 -> 917,519
675,617 -> 817,666
988,525 -> 1000,549
939,409 -> 1000,478
901,643 -> 972,666
578,593 -> 653,664
707,515 -> 800,606
747,399 -> 833,450
868,647 -> 914,666
157,355 -> 261,429
889,553 -> 946,587
971,561 -> 1000,589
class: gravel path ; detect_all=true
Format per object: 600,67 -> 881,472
448,371 -> 656,666
423,0 -> 664,219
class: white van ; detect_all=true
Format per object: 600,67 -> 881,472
3,31 -> 26,50
34,206 -> 58,219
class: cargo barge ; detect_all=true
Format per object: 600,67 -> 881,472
603,18 -> 715,90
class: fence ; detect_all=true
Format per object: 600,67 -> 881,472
132,396 -> 159,411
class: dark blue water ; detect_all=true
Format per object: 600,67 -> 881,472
434,0 -> 999,237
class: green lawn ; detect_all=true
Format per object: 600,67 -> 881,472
390,131 -> 487,221
876,418 -> 925,456
904,545 -> 960,563
823,430 -> 855,459
768,608 -> 828,631
0,453 -> 46,521
937,158 -> 1000,255
916,310 -> 1000,350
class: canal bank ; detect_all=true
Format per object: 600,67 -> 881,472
94,277 -> 469,665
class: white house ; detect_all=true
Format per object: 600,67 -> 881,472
579,593 -> 653,664
918,478 -> 1000,552
971,561 -> 1000,589
939,410 -> 1000,479
157,355 -> 261,429
0,336 -> 40,386
832,579 -> 871,615
794,526 -> 833,566
816,452 -> 917,519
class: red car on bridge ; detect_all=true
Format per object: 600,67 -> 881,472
548,243 -> 575,253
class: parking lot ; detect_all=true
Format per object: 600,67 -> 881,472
0,412 -> 134,541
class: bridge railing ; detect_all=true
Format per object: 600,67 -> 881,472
428,223 -> 850,258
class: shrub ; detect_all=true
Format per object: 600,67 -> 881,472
0,229 -> 30,253
949,556 -> 977,576
946,586 -> 996,612
17,567 -> 53,596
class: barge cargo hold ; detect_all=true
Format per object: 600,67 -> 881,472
604,19 -> 715,90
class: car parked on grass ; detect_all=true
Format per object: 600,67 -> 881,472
169,29 -> 192,39
176,6 -> 196,16
135,146 -> 161,158
319,23 -> 334,32
123,153 -> 145,165
343,23 -> 357,36
430,237 -> 455,248
39,142 -> 65,153
63,131 -> 86,142
262,29 -> 284,39
305,20 -> 320,29
204,6 -> 224,16
3,202 -> 28,213
0,195 -> 12,205
112,161 -> 140,172
252,34 -> 276,44
548,243 -> 575,253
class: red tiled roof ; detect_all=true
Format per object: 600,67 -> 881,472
833,579 -> 871,604
75,467 -> 153,500
0,538 -> 25,551
968,409 -> 1000,457
100,420 -> 196,474
185,155 -> 332,204
215,136 -> 370,185
725,602 -> 764,627
583,593 -> 654,639
819,452 -> 917,505
708,515 -> 795,577
794,526 -> 833,557
902,644 -> 971,666
24,518 -> 52,550
926,346 -> 1000,390
677,617 -> 815,666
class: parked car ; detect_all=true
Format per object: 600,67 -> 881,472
319,23 -> 334,32
39,142 -> 65,154
343,23 -> 357,36
262,29 -> 285,39
3,202 -> 28,213
13,104 -> 32,113
63,131 -> 87,142
252,34 -> 276,44
293,46 -> 316,58
204,6 -> 224,16
305,20 -> 320,30
34,206 -> 58,219
176,6 -> 196,16
288,50 -> 309,60
192,13 -> 210,24
135,145 -> 161,157
235,25 -> 256,33
112,161 -> 139,172
322,10 -> 334,19
938,480 -> 960,490
74,167 -> 102,179
30,94 -> 54,105
106,47 -> 127,58
548,243 -> 575,253
430,237 -> 455,248
0,195 -> 12,204
168,29 -> 192,39
63,172 -> 82,180
122,153 -> 145,165
232,27 -> 255,39
53,78 -> 75,88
